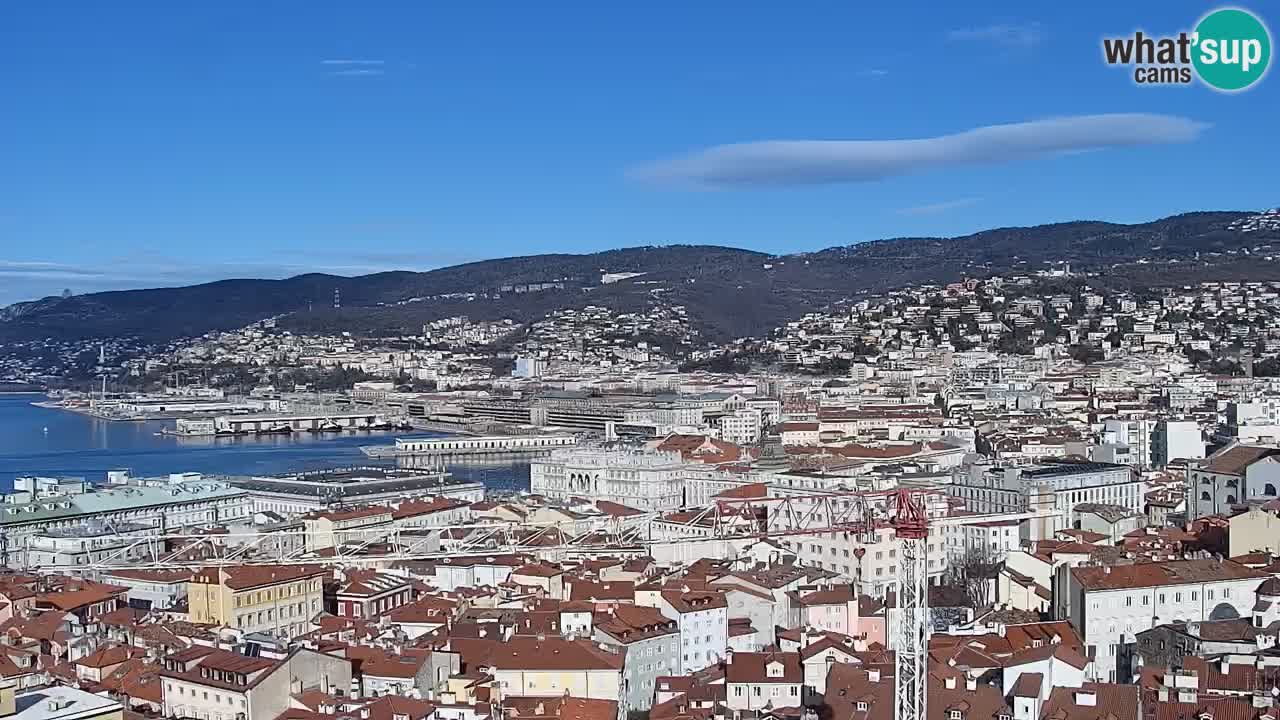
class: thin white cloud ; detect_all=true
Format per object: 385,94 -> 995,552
896,198 -> 982,216
858,69 -> 890,78
330,69 -> 385,77
630,114 -> 1208,189
948,23 -> 1044,47
0,261 -> 109,279
320,59 -> 385,66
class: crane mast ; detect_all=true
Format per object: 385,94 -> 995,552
891,489 -> 929,720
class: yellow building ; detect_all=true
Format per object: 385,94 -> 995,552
188,565 -> 326,639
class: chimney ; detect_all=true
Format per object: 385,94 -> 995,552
868,669 -> 881,683
965,677 -> 977,691
944,677 -> 957,690
725,648 -> 734,665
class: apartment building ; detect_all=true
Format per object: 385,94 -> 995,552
786,584 -> 857,636
656,590 -> 728,673
101,569 -> 192,610
593,605 -> 680,713
724,650 -> 803,711
1187,443 -> 1280,519
188,565 -> 327,638
301,506 -> 394,553
487,636 -> 624,702
160,646 -> 350,720
331,570 -> 414,619
950,460 -> 1142,540
1057,559 -> 1268,683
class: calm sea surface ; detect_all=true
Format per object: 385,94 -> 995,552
0,394 -> 530,491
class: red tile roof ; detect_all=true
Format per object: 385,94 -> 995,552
191,564 -> 326,591
726,651 -> 802,684
1071,559 -> 1268,590
1041,682 -> 1140,720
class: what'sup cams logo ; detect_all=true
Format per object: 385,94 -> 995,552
1103,7 -> 1271,91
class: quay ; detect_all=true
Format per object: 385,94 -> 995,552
361,433 -> 577,458
172,412 -> 387,436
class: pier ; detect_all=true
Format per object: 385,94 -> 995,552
208,412 -> 383,435
362,433 -> 577,458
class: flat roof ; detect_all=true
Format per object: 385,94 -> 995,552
1021,461 -> 1129,478
12,686 -> 121,720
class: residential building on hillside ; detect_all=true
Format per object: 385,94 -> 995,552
187,565 -> 326,638
655,590 -> 728,673
724,650 -> 802,711
101,569 -> 192,610
593,605 -> 679,713
1187,443 -> 1280,519
950,460 -> 1141,540
1057,559 -> 1268,683
160,646 -> 350,720
486,636 -> 624,702
301,506 -> 394,553
330,570 -> 414,619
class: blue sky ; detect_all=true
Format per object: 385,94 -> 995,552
1,1 -> 1276,305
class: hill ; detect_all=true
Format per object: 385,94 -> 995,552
3,210 -> 1278,343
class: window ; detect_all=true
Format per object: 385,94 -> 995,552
949,712 -> 963,720
857,702 -> 869,712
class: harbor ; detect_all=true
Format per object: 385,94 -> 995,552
0,394 -> 532,492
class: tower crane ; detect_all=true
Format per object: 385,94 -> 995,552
889,489 -> 930,720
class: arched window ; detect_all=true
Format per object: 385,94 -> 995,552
1227,495 -> 1237,505
1267,483 -> 1277,496
1210,602 -> 1240,621
1201,491 -> 1211,501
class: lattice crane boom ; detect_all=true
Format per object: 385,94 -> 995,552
890,489 -> 930,720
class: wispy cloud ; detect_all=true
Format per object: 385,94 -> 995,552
857,69 -> 890,78
321,59 -> 386,76
896,198 -> 982,216
948,23 -> 1044,48
629,113 -> 1208,189
0,261 -> 110,279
